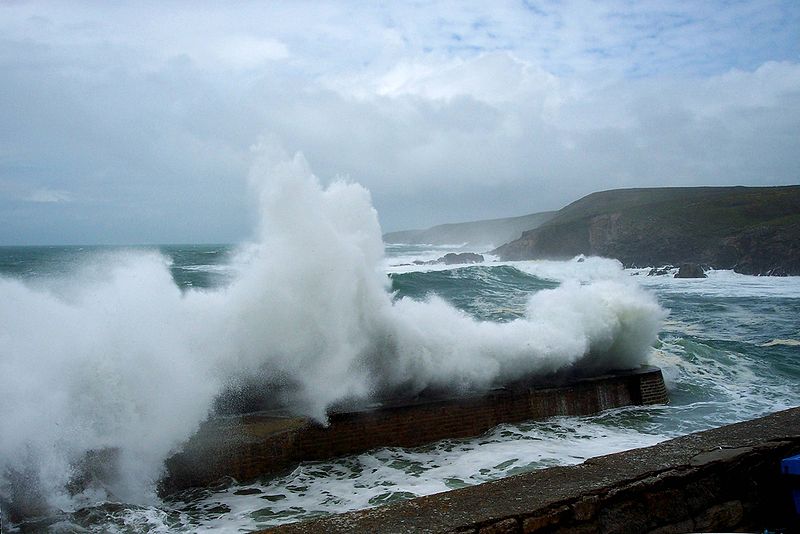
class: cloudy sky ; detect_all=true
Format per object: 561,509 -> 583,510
1,1 -> 799,245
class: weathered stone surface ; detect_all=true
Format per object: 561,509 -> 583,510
684,476 -> 725,513
264,407 -> 800,533
643,489 -> 689,524
689,445 -> 753,466
674,263 -> 706,278
478,518 -> 518,533
522,506 -> 569,532
598,499 -> 649,533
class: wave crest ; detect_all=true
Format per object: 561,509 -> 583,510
0,147 -> 664,519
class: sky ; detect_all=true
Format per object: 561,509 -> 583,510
1,1 -> 799,245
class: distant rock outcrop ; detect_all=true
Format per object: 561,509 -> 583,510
411,252 -> 485,266
674,263 -> 707,278
439,252 -> 484,265
493,186 -> 800,276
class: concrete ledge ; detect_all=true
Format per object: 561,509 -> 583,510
162,367 -> 667,493
266,407 -> 800,533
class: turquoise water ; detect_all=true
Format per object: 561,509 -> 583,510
0,245 -> 235,289
390,265 -> 559,322
1,244 -> 799,532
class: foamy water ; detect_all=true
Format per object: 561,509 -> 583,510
0,150 -> 668,531
161,259 -> 799,532
4,244 -> 798,532
3,252 -> 798,531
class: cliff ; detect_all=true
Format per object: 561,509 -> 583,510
493,186 -> 800,275
383,211 -> 556,248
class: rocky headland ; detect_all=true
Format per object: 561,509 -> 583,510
493,186 -> 800,276
383,211 -> 556,248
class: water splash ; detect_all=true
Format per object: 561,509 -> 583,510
0,146 -> 664,522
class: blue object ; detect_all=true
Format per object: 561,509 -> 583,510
782,454 -> 800,515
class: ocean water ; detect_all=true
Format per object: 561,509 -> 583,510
1,153 -> 798,532
1,242 -> 798,533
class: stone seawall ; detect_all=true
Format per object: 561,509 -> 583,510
268,407 -> 800,533
161,367 -> 667,494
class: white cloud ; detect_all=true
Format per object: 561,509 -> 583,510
0,1 -> 798,243
213,36 -> 289,69
372,53 -> 561,106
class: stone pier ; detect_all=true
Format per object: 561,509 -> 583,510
162,366 -> 667,494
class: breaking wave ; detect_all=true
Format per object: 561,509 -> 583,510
0,146 -> 664,521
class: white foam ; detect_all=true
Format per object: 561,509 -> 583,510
164,413 -> 667,532
630,268 -> 800,299
0,147 -> 665,517
384,253 -> 626,282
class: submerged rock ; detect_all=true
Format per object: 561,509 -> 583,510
674,263 -> 707,278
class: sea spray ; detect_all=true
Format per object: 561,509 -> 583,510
0,253 -> 222,518
380,279 -> 664,394
0,147 -> 665,522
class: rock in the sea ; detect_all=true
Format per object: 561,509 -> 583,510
438,252 -> 484,265
647,266 -> 672,276
674,263 -> 707,278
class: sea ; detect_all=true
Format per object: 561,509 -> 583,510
1,242 -> 799,533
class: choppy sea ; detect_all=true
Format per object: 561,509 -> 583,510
1,243 -> 799,533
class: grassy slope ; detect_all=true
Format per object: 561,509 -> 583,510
494,186 -> 800,274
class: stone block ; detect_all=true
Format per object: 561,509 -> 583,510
598,500 -> 649,534
522,505 -> 569,532
684,476 -> 723,513
643,489 -> 689,524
